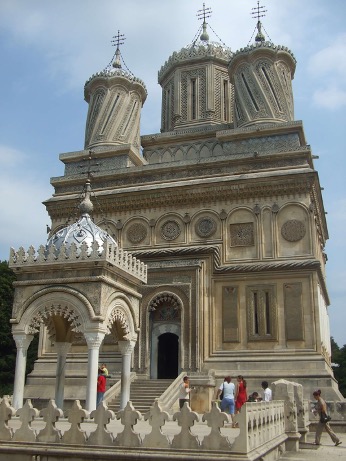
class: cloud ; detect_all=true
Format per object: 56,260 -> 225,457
307,33 -> 346,109
0,145 -> 26,168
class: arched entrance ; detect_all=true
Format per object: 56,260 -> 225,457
148,292 -> 183,379
157,332 -> 179,378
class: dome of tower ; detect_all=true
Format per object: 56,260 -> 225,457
46,180 -> 117,255
158,41 -> 232,83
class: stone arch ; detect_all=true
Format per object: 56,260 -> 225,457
13,287 -> 94,341
162,149 -> 172,163
200,144 -> 210,159
104,293 -> 138,342
276,202 -> 311,257
146,291 -> 184,379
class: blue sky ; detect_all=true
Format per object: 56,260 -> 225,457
0,0 -> 345,346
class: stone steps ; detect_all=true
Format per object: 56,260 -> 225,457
108,379 -> 173,413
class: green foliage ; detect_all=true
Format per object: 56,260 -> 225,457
331,336 -> 346,397
0,260 -> 17,396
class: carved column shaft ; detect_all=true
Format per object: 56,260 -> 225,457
84,332 -> 105,412
12,333 -> 34,410
118,340 -> 136,410
54,342 -> 72,410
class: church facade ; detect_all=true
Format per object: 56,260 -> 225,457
17,11 -> 341,401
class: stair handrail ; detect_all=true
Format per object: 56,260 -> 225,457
104,372 -> 137,404
158,371 -> 188,412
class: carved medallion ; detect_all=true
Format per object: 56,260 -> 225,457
127,223 -> 147,244
281,219 -> 306,242
161,220 -> 181,240
195,217 -> 217,238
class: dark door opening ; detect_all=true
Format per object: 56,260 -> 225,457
157,332 -> 178,379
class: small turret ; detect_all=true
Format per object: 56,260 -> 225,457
228,2 -> 296,128
84,31 -> 147,154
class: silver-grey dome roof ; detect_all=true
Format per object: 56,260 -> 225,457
46,179 -> 117,254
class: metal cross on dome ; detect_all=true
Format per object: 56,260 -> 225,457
111,30 -> 125,69
251,1 -> 267,42
197,3 -> 212,23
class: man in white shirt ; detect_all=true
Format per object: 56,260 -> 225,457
179,376 -> 192,409
261,381 -> 272,401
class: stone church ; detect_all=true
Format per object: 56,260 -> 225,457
9,6 -> 342,408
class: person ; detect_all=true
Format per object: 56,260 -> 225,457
179,376 -> 191,409
235,375 -> 247,413
312,389 -> 341,446
248,391 -> 261,402
261,381 -> 272,402
96,367 -> 106,407
100,363 -> 109,377
216,376 -> 237,427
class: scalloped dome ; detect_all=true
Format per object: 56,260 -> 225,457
46,181 -> 117,254
158,40 -> 232,82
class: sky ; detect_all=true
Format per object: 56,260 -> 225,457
0,0 -> 345,346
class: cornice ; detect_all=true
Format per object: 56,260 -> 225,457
131,245 -> 330,305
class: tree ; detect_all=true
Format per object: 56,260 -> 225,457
0,260 -> 39,397
0,260 -> 17,396
331,336 -> 346,397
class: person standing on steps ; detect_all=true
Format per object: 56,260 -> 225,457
261,381 -> 272,402
312,389 -> 341,446
96,367 -> 106,407
179,376 -> 192,409
216,376 -> 237,427
235,375 -> 247,413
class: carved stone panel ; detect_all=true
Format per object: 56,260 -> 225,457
230,222 -> 254,247
160,220 -> 181,241
281,220 -> 306,242
222,287 -> 239,342
127,223 -> 148,244
284,283 -> 304,340
195,217 -> 217,238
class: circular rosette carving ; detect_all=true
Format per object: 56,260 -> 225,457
195,217 -> 217,238
127,223 -> 148,244
160,220 -> 181,240
281,219 -> 306,242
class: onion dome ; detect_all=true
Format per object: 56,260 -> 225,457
83,32 -> 147,153
46,179 -> 117,255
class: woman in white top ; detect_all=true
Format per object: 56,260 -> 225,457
216,376 -> 237,427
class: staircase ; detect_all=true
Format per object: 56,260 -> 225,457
108,379 -> 173,413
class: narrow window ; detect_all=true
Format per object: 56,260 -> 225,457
253,292 -> 259,335
241,73 -> 259,111
191,79 -> 197,120
223,80 -> 229,120
100,94 -> 120,134
165,89 -> 171,130
265,291 -> 271,334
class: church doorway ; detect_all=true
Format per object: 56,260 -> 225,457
148,292 -> 182,379
157,332 -> 178,379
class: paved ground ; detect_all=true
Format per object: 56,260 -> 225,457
280,431 -> 346,460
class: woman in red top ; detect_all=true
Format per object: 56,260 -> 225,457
235,375 -> 247,413
97,368 -> 106,407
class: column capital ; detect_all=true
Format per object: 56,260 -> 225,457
118,339 -> 136,355
84,331 -> 105,349
13,333 -> 34,350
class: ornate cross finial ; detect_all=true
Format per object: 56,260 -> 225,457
79,150 -> 100,180
251,1 -> 267,42
197,3 -> 212,23
197,3 -> 212,42
111,30 -> 125,68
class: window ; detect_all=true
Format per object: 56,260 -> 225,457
191,78 -> 197,120
247,285 -> 277,340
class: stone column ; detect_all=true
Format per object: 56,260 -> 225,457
118,340 -> 136,410
84,332 -> 105,412
12,333 -> 34,410
54,342 -> 71,410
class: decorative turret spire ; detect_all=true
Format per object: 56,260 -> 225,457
197,3 -> 212,42
111,30 -> 125,69
251,1 -> 267,42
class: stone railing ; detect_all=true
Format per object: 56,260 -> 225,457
0,397 -> 287,460
9,241 -> 147,284
308,400 -> 346,422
